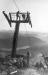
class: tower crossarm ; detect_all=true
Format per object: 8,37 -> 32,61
2,11 -> 32,27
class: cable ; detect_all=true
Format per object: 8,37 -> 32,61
24,25 -> 32,48
12,0 -> 20,11
1,0 -> 19,28
24,24 -> 28,33
0,0 -> 10,24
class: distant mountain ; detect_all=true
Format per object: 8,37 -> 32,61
0,30 -> 45,48
0,30 -> 48,57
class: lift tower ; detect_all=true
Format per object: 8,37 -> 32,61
2,11 -> 32,58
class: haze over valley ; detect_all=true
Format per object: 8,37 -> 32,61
0,30 -> 48,57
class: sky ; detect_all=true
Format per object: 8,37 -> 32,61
0,0 -> 48,33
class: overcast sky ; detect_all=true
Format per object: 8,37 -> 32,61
0,0 -> 48,33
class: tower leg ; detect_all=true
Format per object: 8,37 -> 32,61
11,22 -> 20,58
